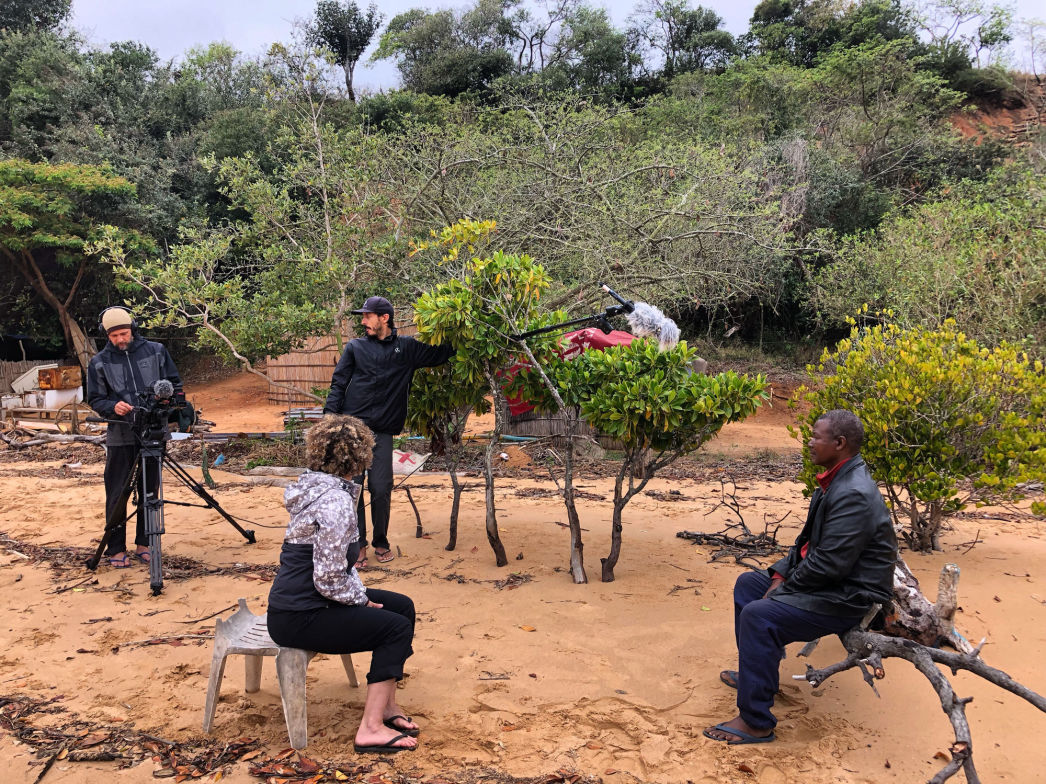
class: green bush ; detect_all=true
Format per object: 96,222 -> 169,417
794,318 -> 1046,551
547,338 -> 768,580
811,164 -> 1046,354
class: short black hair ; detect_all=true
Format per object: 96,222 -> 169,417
816,409 -> 864,451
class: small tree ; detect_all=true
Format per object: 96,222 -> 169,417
557,340 -> 768,581
405,361 -> 489,551
413,232 -> 565,566
311,1 -> 384,102
0,159 -> 147,369
794,317 -> 1046,552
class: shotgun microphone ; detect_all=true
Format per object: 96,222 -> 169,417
626,302 -> 680,351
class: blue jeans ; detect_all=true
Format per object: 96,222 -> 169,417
733,570 -> 863,729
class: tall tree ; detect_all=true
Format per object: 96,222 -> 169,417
546,4 -> 641,95
631,0 -> 735,78
0,0 -> 70,33
372,4 -> 516,97
311,0 -> 385,102
0,159 -> 146,368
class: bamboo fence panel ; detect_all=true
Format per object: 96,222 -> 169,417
505,410 -> 625,450
266,319 -> 417,405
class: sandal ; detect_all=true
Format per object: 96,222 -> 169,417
374,548 -> 395,564
354,554 -> 368,570
108,553 -> 131,568
134,550 -> 151,564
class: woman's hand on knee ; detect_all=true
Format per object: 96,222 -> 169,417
366,600 -> 384,609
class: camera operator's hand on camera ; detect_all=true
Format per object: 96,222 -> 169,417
114,401 -> 134,416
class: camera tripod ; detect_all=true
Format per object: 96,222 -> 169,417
85,430 -> 256,595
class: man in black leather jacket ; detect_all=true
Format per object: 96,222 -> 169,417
87,307 -> 182,568
324,296 -> 453,567
704,409 -> 896,745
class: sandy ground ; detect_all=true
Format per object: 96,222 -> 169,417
1,374 -> 1044,783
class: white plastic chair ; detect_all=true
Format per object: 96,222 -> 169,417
202,598 -> 359,749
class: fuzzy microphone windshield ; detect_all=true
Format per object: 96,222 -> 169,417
626,302 -> 680,351
152,379 -> 175,399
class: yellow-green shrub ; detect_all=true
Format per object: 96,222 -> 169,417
794,318 -> 1046,551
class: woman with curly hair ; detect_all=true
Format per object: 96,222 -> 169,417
267,415 -> 420,753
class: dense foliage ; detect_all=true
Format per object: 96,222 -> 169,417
793,318 -> 1046,552
1,0 -> 1040,371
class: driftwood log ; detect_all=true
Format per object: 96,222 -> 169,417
884,560 -> 972,653
795,562 -> 1044,783
0,428 -> 105,448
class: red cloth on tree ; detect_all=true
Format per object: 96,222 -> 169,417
504,328 -> 635,416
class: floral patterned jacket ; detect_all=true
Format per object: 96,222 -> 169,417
275,470 -> 368,607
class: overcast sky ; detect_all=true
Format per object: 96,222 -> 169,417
70,0 -> 1043,92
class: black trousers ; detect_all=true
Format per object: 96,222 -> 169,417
103,444 -> 159,556
266,589 -> 415,684
354,432 -> 393,551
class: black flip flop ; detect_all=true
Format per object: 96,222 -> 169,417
354,732 -> 416,754
719,670 -> 738,689
383,715 -> 420,737
703,722 -> 775,745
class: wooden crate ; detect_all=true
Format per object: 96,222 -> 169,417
38,366 -> 82,390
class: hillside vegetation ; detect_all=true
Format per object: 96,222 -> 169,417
1,0 -> 1043,362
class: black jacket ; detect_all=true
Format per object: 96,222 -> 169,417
770,456 -> 896,617
87,336 -> 182,447
323,331 -> 453,434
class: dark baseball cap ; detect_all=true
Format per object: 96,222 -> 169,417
351,296 -> 394,320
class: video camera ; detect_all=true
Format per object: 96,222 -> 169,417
132,379 -> 194,440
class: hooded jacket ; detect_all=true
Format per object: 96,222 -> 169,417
267,471 -> 368,611
323,331 -> 454,434
769,456 -> 897,617
86,336 -> 182,447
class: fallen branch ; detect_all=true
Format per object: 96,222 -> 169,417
791,564 -> 1041,783
177,604 -> 238,625
0,429 -> 104,448
120,633 -> 213,648
795,628 -> 1045,783
676,475 -> 786,566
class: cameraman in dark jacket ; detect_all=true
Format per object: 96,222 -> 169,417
324,296 -> 453,567
705,409 -> 896,745
87,307 -> 182,568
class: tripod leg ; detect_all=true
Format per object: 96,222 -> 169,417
163,455 -> 256,544
141,449 -> 165,595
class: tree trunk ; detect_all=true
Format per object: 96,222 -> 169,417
482,367 -> 508,567
561,414 -> 587,584
600,461 -> 630,582
884,559 -> 974,653
9,251 -> 97,370
61,307 -> 97,372
447,465 -> 461,552
344,62 -> 355,103
515,341 -> 586,583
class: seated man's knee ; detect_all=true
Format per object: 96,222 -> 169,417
734,570 -> 770,603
